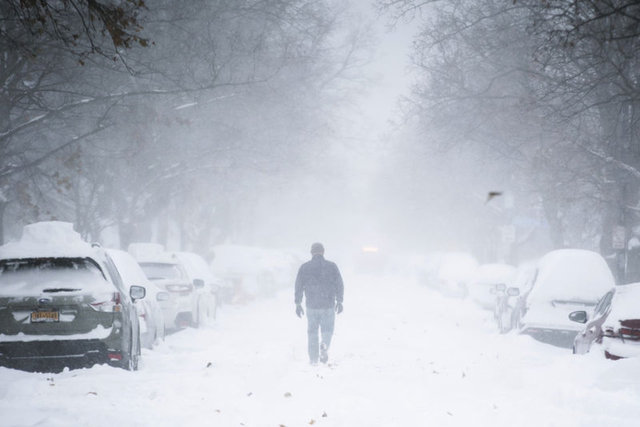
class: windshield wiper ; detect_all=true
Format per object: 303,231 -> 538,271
43,288 -> 81,293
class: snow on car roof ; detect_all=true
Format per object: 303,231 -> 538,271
606,282 -> 640,325
172,251 -> 216,282
0,221 -> 100,260
527,249 -> 615,304
470,263 -> 517,285
106,248 -> 151,290
127,242 -> 172,263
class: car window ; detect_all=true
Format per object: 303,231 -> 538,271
0,257 -> 111,296
103,254 -> 129,298
139,262 -> 185,281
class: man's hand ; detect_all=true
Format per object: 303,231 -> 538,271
335,302 -> 343,314
296,304 -> 304,318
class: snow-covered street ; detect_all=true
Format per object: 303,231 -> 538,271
2,274 -> 640,427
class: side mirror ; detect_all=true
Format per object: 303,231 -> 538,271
507,287 -> 520,297
130,285 -> 146,301
193,279 -> 205,289
569,310 -> 588,324
494,283 -> 507,292
156,291 -> 170,302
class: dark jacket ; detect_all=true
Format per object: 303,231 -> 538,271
294,254 -> 344,309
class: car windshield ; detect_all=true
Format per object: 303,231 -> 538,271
139,263 -> 185,281
0,257 -> 109,296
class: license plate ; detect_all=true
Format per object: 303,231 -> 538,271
31,310 -> 60,323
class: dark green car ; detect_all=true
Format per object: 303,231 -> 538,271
0,251 -> 145,371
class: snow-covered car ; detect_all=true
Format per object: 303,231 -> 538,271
518,249 -> 615,348
172,251 -> 219,323
210,245 -> 298,302
497,260 -> 538,333
570,283 -> 640,359
467,263 -> 517,310
107,249 -> 169,349
425,252 -> 478,298
129,243 -> 198,329
0,222 -> 144,370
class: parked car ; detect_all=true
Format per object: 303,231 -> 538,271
172,251 -> 219,324
0,222 -> 144,371
129,244 -> 198,330
467,263 -> 517,310
424,252 -> 478,298
210,245 -> 298,302
570,283 -> 640,359
518,249 -> 615,348
107,249 -> 169,349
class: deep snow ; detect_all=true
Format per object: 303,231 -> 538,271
1,274 -> 640,427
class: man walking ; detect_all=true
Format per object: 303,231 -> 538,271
295,242 -> 344,365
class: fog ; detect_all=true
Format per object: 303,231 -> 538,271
2,0 -> 640,277
4,2 -> 640,425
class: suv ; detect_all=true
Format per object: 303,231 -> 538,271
0,222 -> 144,371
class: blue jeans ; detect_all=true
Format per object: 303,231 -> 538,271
306,308 -> 335,363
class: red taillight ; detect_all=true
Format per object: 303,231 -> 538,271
108,352 -> 122,361
90,292 -> 122,312
619,328 -> 640,341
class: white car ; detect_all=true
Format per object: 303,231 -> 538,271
129,243 -> 198,330
210,245 -> 298,302
172,251 -> 219,324
428,252 -> 479,298
519,249 -> 615,348
107,249 -> 168,349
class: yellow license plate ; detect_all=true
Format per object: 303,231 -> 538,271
31,311 -> 60,323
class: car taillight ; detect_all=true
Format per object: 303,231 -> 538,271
90,292 -> 122,312
619,327 -> 640,341
108,351 -> 122,361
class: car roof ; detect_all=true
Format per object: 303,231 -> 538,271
0,221 -> 104,262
